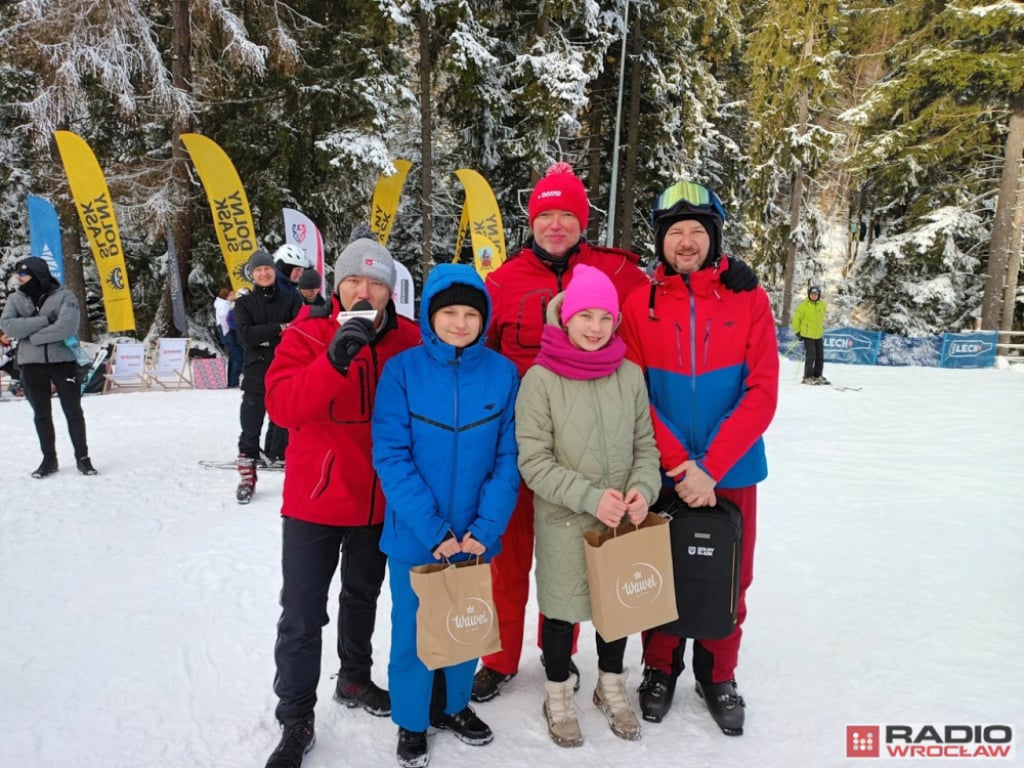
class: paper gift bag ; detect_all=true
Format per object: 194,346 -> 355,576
409,558 -> 501,671
583,513 -> 678,642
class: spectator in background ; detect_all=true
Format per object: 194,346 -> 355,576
297,268 -> 325,307
233,250 -> 302,503
214,287 -> 243,388
791,286 -> 828,385
0,257 -> 98,477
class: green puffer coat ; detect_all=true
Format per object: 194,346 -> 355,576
515,296 -> 661,623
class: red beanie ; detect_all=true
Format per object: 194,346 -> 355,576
528,162 -> 590,231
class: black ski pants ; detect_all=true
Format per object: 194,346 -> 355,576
802,336 -> 825,379
20,362 -> 89,460
273,516 -> 387,725
237,390 -> 287,460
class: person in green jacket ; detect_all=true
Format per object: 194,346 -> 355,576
514,264 -> 661,748
791,285 -> 829,384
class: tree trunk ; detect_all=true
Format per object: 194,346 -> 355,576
781,86 -> 809,326
418,8 -> 433,272
169,0 -> 193,333
618,16 -> 643,252
1000,169 -> 1024,332
981,87 -> 1024,330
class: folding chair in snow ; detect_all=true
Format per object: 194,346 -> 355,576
103,341 -> 149,393
144,337 -> 193,391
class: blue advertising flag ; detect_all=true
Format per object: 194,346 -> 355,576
26,195 -> 65,284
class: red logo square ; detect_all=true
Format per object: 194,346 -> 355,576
846,725 -> 880,758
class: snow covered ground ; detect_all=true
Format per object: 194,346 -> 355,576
1,357 -> 1022,768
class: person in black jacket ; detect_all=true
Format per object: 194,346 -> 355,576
233,250 -> 302,503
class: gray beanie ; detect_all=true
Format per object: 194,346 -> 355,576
333,226 -> 396,293
247,249 -> 275,272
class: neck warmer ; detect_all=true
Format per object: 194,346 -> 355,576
534,324 -> 626,381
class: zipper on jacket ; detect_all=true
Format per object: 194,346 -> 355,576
703,317 -> 712,368
447,357 -> 462,523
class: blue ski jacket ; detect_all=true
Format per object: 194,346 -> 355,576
372,264 -> 521,565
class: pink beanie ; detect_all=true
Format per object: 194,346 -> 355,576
561,264 -> 619,324
528,162 -> 590,231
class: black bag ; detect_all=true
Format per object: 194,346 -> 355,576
651,493 -> 742,640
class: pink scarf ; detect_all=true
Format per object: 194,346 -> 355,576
534,324 -> 626,381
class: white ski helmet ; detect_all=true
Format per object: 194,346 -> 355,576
273,244 -> 310,271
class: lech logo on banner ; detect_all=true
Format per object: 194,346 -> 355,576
940,332 -> 997,369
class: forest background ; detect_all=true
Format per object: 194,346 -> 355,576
0,0 -> 1022,348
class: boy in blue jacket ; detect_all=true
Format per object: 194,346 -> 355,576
372,263 -> 520,768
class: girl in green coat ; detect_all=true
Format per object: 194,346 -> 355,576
515,264 -> 661,748
791,285 -> 829,384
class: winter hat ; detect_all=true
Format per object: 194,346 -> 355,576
429,283 -> 489,325
247,249 -> 275,272
528,162 -> 590,231
298,268 -> 322,291
809,285 -> 822,298
15,256 -> 53,300
333,224 -> 396,293
561,264 -> 619,324
655,213 -> 721,269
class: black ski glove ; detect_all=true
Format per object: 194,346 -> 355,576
719,257 -> 759,292
328,317 -> 374,374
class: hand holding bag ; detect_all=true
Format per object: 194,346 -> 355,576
409,557 -> 501,670
583,512 -> 678,642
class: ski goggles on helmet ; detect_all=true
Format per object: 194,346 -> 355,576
650,181 -> 726,226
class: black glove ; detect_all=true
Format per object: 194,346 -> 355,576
719,257 -> 759,292
328,317 -> 374,373
46,310 -> 59,323
795,333 -> 803,341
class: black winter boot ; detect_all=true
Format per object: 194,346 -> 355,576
397,727 -> 429,768
236,455 -> 257,504
32,456 -> 59,479
76,457 -> 98,475
265,716 -> 315,768
334,678 -> 391,716
696,679 -> 746,736
431,706 -> 493,746
470,666 -> 516,703
637,666 -> 677,723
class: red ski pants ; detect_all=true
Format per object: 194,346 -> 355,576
642,485 -> 757,684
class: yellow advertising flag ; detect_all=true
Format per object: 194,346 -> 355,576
180,133 -> 258,291
370,159 -> 412,247
454,169 -> 506,280
53,130 -> 136,333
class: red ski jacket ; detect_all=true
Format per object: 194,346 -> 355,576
619,258 -> 779,488
485,241 -> 650,376
265,298 -> 421,526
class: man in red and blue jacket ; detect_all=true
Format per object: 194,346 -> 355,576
619,181 -> 778,738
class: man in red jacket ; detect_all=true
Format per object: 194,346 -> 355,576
261,228 -> 420,768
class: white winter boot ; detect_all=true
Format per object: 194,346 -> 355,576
594,669 -> 642,741
543,674 -> 583,747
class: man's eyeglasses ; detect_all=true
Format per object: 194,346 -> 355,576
651,181 -> 726,224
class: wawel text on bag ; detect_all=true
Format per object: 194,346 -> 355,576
614,563 -> 667,609
845,723 -> 1014,759
445,598 -> 495,645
